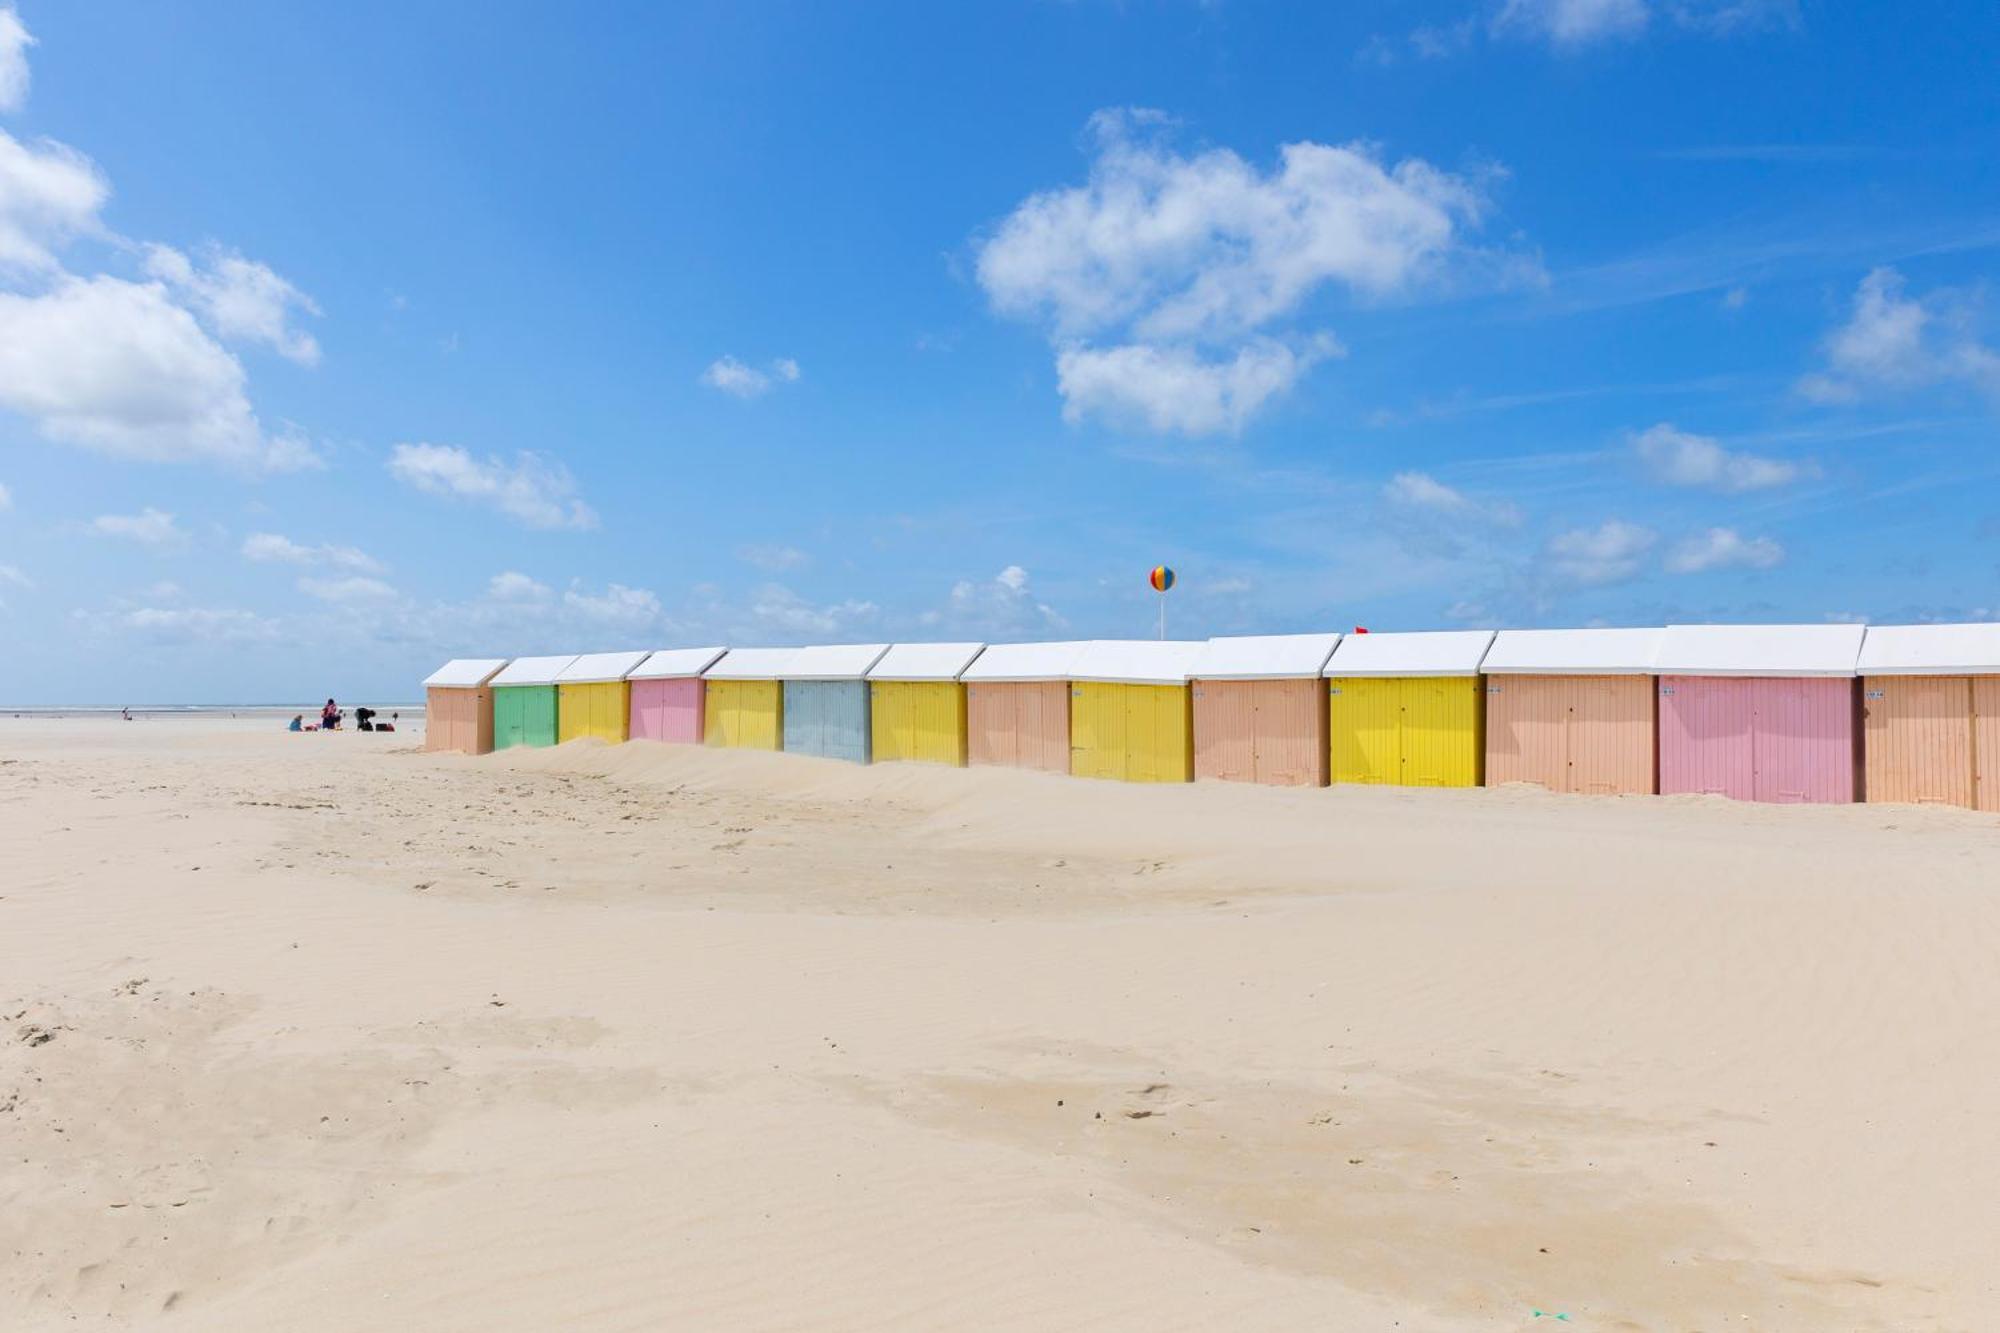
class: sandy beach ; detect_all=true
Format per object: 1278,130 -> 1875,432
3,718 -> 1997,1330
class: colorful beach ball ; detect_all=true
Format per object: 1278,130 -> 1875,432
1148,565 -> 1176,592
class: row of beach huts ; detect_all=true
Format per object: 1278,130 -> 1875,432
421,622 -> 2000,811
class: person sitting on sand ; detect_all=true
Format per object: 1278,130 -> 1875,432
289,715 -> 304,732
321,698 -> 340,731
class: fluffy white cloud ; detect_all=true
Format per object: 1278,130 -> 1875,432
75,603 -> 278,645
749,583 -> 880,636
1494,0 -> 1649,47
386,443 -> 597,530
1631,422 -> 1807,492
701,355 -> 801,399
1384,470 -> 1524,525
737,543 -> 809,572
1543,519 -> 1657,586
563,582 -> 662,630
1054,336 -> 1338,436
144,244 -> 322,366
88,508 -> 182,544
0,6 -> 32,112
1665,526 -> 1784,573
242,531 -> 384,573
1796,267 -> 2000,405
298,575 -> 397,603
981,111 -> 1489,338
0,275 -> 319,470
978,110 -> 1511,435
925,565 -> 1066,636
487,570 -> 551,602
0,130 -> 110,273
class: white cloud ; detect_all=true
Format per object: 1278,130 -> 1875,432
1796,267 -> 2000,405
386,443 -> 597,530
1543,519 -> 1657,586
922,565 -> 1066,636
749,583 -> 880,637
0,275 -> 319,470
1665,526 -> 1784,573
977,110 -> 1514,435
981,110 -> 1492,339
0,129 -> 110,273
1494,0 -> 1649,47
88,508 -> 183,545
701,355 -> 801,399
487,570 -> 551,602
75,603 -> 278,645
298,575 -> 397,603
0,480 -> 10,511
0,6 -> 33,112
1631,422 -> 1807,492
1384,470 -> 1524,525
141,580 -> 181,600
1668,0 -> 1800,36
737,543 -> 809,572
241,531 -> 384,573
1054,336 -> 1339,436
562,582 -> 662,630
1722,285 -> 1749,310
144,243 -> 322,366
0,30 -> 317,474
0,562 -> 29,591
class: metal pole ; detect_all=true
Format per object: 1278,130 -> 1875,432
1158,594 -> 1165,641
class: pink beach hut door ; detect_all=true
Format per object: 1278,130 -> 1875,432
1659,677 -> 1754,800
1750,678 -> 1854,804
630,678 -> 705,744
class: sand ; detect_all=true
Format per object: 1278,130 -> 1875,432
2,718 -> 1996,1331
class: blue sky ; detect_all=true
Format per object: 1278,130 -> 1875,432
1,1 -> 1998,703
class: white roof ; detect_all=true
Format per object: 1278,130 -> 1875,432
867,642 -> 987,682
1068,639 -> 1206,686
1654,623 -> 1865,677
630,647 -> 728,679
783,643 -> 892,681
1482,628 -> 1663,676
959,640 -> 1093,682
555,651 -> 652,684
1324,630 -> 1496,678
491,654 -> 579,686
1190,633 -> 1341,680
423,658 -> 508,688
704,647 -> 798,680
1857,623 -> 2000,676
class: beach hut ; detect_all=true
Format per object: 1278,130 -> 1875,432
1323,630 -> 1495,788
961,641 -> 1091,774
1482,629 -> 1662,796
422,658 -> 508,756
782,644 -> 891,763
628,647 -> 727,745
1857,622 -> 2000,812
1068,640 -> 1205,783
867,642 -> 985,766
553,651 -> 650,745
1654,624 -> 1865,805
489,655 -> 578,751
702,648 -> 795,751
1189,633 -> 1341,786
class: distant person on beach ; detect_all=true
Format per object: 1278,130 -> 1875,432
121,706 -> 131,721
289,715 -> 304,732
321,698 -> 340,731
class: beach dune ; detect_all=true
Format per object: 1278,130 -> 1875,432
2,717 -> 1996,1329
